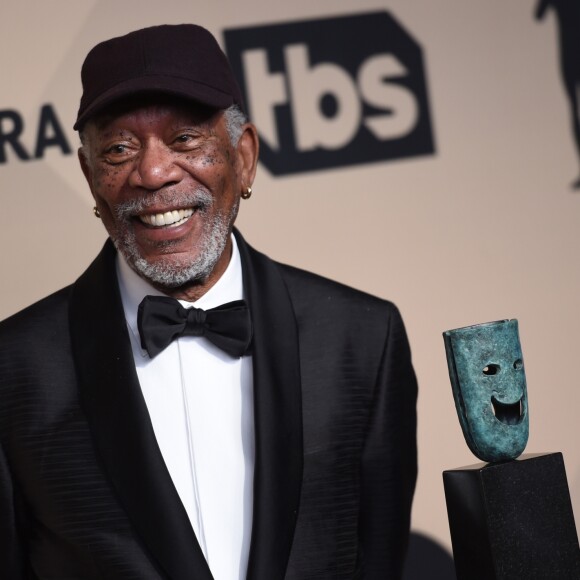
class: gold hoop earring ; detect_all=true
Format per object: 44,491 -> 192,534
241,186 -> 252,200
93,206 -> 101,219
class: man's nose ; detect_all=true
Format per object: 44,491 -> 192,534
128,141 -> 183,190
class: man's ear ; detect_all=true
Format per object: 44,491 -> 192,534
236,123 -> 259,188
78,147 -> 93,192
77,147 -> 91,181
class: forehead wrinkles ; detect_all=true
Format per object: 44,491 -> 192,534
97,104 -> 219,132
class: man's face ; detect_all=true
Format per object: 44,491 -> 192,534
79,100 -> 257,297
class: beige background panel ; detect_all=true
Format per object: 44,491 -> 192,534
1,0 -> 578,555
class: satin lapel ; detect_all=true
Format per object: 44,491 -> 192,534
236,231 -> 304,580
69,241 -> 212,580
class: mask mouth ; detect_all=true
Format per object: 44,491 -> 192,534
491,396 -> 524,425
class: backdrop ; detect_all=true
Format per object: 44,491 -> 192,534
1,0 -> 578,575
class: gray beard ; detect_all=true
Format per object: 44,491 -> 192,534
109,189 -> 237,288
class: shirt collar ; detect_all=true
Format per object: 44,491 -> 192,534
117,234 -> 245,343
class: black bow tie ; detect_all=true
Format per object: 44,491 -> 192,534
137,295 -> 252,359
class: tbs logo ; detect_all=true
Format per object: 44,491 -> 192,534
224,12 -> 435,175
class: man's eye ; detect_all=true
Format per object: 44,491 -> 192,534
175,134 -> 193,144
106,144 -> 128,155
102,143 -> 135,163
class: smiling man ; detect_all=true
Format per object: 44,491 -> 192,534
0,24 -> 417,580
78,98 -> 257,299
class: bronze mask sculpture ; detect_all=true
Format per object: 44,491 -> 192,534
443,319 -> 529,462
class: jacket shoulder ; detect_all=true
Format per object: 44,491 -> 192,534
0,286 -> 72,345
0,241 -> 114,341
277,262 -> 400,317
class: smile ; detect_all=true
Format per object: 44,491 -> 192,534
138,208 -> 194,228
491,396 -> 524,426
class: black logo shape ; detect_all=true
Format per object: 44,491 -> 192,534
0,104 -> 72,164
535,1 -> 580,189
224,12 -> 435,175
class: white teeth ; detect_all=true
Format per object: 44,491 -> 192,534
139,208 -> 194,227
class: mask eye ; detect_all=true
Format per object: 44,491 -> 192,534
513,359 -> 523,370
483,364 -> 500,376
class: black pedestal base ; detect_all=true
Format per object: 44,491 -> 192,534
443,453 -> 580,580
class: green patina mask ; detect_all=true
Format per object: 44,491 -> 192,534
443,319 -> 529,463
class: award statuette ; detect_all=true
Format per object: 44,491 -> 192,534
443,319 -> 528,463
442,320 -> 580,580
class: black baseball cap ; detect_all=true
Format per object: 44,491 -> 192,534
74,24 -> 244,130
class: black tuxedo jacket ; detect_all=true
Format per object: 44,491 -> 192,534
0,231 -> 417,579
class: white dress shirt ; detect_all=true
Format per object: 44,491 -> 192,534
116,236 -> 254,580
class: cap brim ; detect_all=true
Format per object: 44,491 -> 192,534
74,75 -> 235,130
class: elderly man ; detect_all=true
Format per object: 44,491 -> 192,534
0,24 -> 417,580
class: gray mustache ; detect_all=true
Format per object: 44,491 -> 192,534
114,189 -> 213,220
